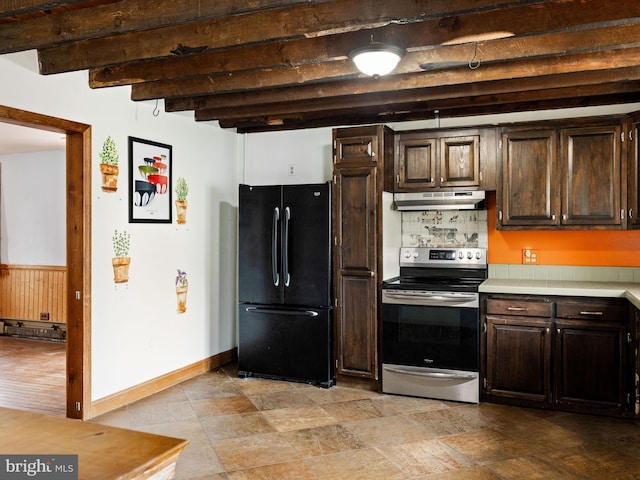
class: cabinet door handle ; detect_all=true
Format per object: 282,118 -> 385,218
557,328 -> 561,334
546,327 -> 550,334
621,209 -> 625,220
507,306 -> 528,311
579,311 -> 603,316
552,214 -> 556,220
483,323 -> 487,334
628,332 -> 633,344
629,209 -> 633,219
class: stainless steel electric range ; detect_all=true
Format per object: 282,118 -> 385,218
382,247 -> 487,403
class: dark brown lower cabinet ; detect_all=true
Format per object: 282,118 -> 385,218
482,294 -> 634,417
485,316 -> 551,403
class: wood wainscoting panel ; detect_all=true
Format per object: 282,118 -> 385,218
0,264 -> 67,323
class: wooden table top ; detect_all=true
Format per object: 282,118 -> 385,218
0,407 -> 188,479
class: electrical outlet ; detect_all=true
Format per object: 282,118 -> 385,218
288,164 -> 295,176
522,249 -> 539,264
40,312 -> 50,321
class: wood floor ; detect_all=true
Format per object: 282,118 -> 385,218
0,336 -> 66,417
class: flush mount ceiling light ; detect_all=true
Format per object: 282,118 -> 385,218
349,42 -> 405,78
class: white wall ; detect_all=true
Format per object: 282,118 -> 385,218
242,128 -> 333,185
0,150 -> 66,265
0,51 -> 239,400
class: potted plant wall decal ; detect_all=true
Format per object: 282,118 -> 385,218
112,230 -> 131,284
175,177 -> 189,224
176,269 -> 188,313
99,135 -> 119,192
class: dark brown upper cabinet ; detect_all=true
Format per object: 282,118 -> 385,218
499,128 -> 560,228
394,128 -> 497,192
562,124 -> 623,227
498,118 -> 626,230
627,112 -> 640,229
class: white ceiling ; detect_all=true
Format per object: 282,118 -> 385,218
0,122 -> 66,155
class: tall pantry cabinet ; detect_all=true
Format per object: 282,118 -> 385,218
332,126 -> 394,383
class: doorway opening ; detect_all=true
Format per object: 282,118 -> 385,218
0,105 -> 91,419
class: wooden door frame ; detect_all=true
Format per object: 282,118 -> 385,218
0,105 -> 91,420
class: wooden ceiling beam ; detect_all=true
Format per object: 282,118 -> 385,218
201,82 -> 640,127
167,65 -> 640,113
89,18 -> 640,89
221,92 -> 640,133
0,0 -> 332,53
132,45 -> 640,102
0,1 -> 95,18
38,0 -> 639,75
192,74 -> 640,122
39,0 -> 510,73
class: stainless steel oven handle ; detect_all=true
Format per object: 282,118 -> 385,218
384,291 -> 476,302
384,366 -> 476,381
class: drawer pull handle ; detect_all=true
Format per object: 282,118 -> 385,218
507,307 -> 528,311
579,311 -> 603,315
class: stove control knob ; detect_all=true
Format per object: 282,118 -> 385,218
413,251 -> 419,259
476,251 -> 482,259
404,250 -> 411,259
467,251 -> 473,259
458,251 -> 464,259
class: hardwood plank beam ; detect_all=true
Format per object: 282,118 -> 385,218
0,0 -> 331,53
0,1 -> 92,18
132,45 -> 640,101
222,92 -> 640,133
89,17 -> 640,89
167,64 -> 640,113
192,73 -> 640,121
37,0 -> 617,74
213,82 -> 640,124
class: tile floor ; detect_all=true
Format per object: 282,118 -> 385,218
91,364 -> 640,479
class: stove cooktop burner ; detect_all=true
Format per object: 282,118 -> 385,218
385,247 -> 488,293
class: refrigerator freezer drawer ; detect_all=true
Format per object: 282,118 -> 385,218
238,304 -> 334,388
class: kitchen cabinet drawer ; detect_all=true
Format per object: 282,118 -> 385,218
486,298 -> 553,318
556,301 -> 627,321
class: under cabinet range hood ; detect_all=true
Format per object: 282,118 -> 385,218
393,191 -> 485,211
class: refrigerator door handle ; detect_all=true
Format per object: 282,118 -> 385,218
272,207 -> 280,286
283,206 -> 291,287
245,306 -> 319,317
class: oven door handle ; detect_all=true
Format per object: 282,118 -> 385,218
383,366 -> 476,381
384,291 -> 477,303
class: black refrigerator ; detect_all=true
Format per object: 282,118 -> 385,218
237,182 -> 334,387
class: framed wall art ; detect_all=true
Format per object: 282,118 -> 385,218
128,136 -> 173,223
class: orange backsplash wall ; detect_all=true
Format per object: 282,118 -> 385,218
486,192 -> 640,267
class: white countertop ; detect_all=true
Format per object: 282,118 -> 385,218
480,278 -> 640,310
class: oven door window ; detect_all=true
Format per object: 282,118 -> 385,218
383,304 -> 478,371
